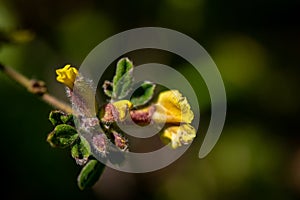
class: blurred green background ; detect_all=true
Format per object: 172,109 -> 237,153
0,0 -> 299,199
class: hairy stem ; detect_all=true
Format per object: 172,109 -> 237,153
0,63 -> 73,113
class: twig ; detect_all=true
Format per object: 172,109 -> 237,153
0,63 -> 73,113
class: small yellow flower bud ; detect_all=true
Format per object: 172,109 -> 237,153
112,100 -> 133,121
56,64 -> 78,89
100,100 -> 133,123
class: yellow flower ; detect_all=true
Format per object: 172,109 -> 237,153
152,90 -> 194,123
56,64 -> 78,89
161,124 -> 196,149
151,90 -> 196,148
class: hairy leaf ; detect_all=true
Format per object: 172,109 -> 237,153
49,110 -> 74,126
47,124 -> 78,148
102,80 -> 113,97
49,110 -> 65,126
71,136 -> 91,165
112,57 -> 133,99
77,160 -> 105,190
131,82 -> 156,107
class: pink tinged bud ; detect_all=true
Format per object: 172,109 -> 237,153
101,103 -> 118,123
112,131 -> 128,151
130,105 -> 155,124
92,134 -> 108,156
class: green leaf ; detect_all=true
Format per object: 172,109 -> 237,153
112,57 -> 133,99
60,114 -> 74,125
77,159 -> 105,190
49,110 -> 64,126
130,81 -> 156,107
49,110 -> 74,126
71,136 -> 91,165
47,124 -> 78,148
102,80 -> 113,97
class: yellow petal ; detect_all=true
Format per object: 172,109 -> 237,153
56,64 -> 78,89
112,100 -> 132,121
161,124 -> 196,149
152,90 -> 194,123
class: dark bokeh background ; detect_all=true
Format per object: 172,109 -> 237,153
0,0 -> 300,199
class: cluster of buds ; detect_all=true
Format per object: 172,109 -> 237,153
49,57 -> 197,190
100,90 -> 196,149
